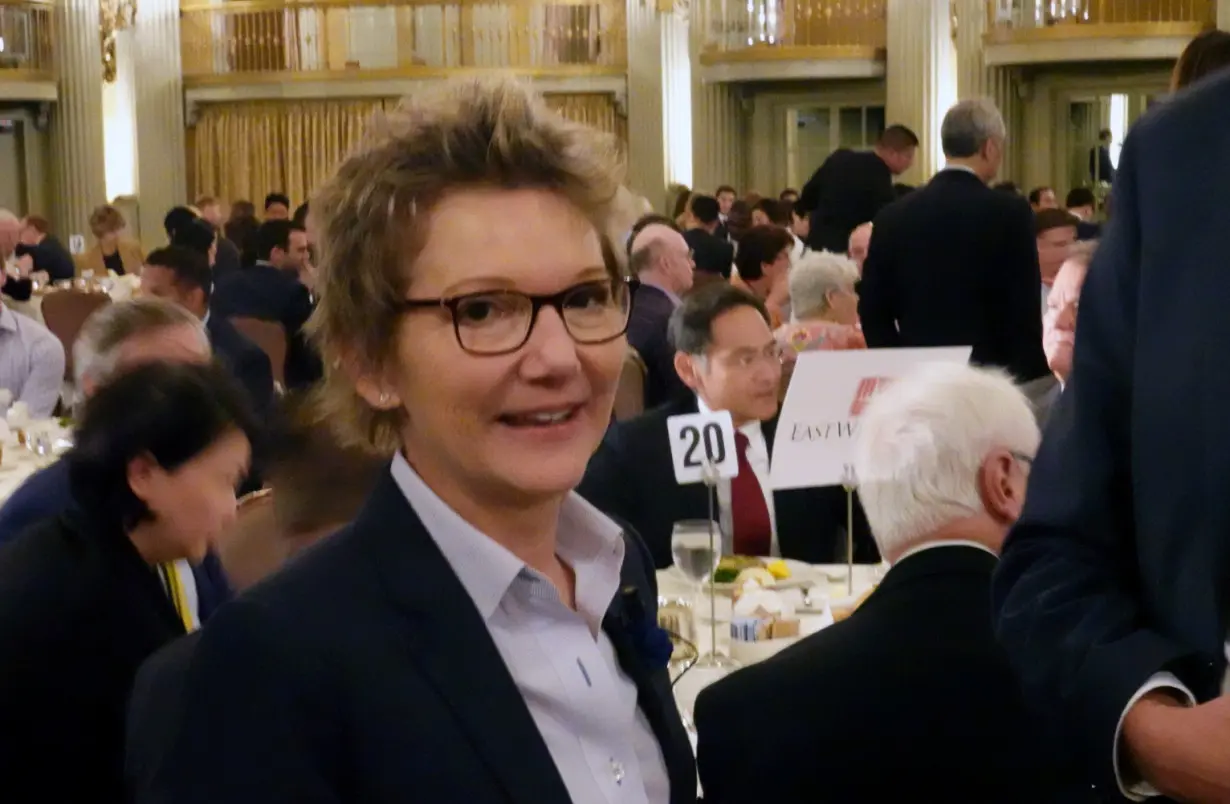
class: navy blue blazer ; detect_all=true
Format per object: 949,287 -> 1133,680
626,283 -> 690,410
0,460 -> 231,620
992,70 -> 1230,798
211,263 -> 322,389
135,470 -> 697,804
206,313 -> 274,424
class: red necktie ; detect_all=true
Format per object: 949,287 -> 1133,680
731,431 -> 772,557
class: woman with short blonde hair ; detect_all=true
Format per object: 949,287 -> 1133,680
77,203 -> 144,276
149,77 -> 697,804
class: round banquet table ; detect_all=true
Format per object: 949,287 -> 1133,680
0,421 -> 72,503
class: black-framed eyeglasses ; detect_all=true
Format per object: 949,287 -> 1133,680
398,276 -> 639,356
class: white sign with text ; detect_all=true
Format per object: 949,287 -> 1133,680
666,409 -> 740,485
68,235 -> 86,255
770,346 -> 973,490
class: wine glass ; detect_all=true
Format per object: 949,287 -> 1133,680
670,519 -> 737,669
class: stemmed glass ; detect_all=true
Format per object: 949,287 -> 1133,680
670,519 -> 737,669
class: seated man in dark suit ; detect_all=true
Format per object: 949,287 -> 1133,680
683,195 -> 734,280
626,219 -> 694,409
0,298 -> 231,622
694,363 -> 1086,804
579,282 -> 875,569
859,98 -> 1050,385
139,245 -> 274,423
16,215 -> 76,282
211,220 -> 321,389
127,392 -> 383,801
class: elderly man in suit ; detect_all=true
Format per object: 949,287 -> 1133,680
992,69 -> 1230,803
1034,240 -> 1095,429
695,363 -> 1092,803
859,99 -> 1050,387
579,282 -> 875,568
626,220 -> 695,410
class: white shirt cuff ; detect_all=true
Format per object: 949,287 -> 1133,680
1112,672 -> 1196,801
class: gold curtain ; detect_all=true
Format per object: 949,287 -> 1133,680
191,99 -> 390,204
544,93 -> 627,144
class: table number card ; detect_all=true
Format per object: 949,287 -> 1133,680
665,409 -> 740,485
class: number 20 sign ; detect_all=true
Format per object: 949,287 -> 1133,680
665,410 -> 740,485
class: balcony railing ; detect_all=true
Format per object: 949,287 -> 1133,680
180,0 -> 627,81
987,0 -> 1214,33
0,0 -> 55,78
699,0 -> 885,62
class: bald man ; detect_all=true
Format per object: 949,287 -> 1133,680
627,219 -> 695,409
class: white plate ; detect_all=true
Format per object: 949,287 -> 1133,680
669,558 -> 819,594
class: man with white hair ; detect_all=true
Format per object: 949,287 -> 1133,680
0,298 -> 232,627
859,98 -> 1051,388
0,209 -> 33,302
694,364 -> 1082,803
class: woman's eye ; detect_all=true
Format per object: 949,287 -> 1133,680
565,284 -> 611,309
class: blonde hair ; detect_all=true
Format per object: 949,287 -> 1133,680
309,77 -> 624,451
88,205 -> 126,238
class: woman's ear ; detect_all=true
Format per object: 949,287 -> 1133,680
126,453 -> 163,506
344,349 -> 401,410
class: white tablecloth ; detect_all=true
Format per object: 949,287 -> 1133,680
0,421 -> 70,503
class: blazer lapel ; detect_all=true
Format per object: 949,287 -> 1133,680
356,475 -> 573,804
602,542 -> 696,804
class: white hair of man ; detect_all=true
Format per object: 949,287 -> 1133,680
788,250 -> 859,320
853,362 -> 1039,559
73,298 -> 210,392
940,98 -> 1006,159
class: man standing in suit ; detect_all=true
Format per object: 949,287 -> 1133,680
211,220 -> 321,389
992,70 -> 1230,802
799,124 -> 918,254
695,363 -> 1079,803
1089,128 -> 1116,185
627,221 -> 694,410
579,283 -> 874,568
139,245 -> 275,423
859,98 -> 1050,385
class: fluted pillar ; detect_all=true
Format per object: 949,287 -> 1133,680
689,0 -> 745,194
625,0 -> 693,210
625,0 -> 667,204
885,0 -> 958,183
953,0 -> 1023,184
133,0 -> 188,247
51,0 -> 107,243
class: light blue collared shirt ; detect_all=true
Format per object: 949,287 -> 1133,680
390,453 -> 671,803
640,278 -> 681,307
0,304 -> 64,417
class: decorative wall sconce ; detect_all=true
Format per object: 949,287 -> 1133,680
100,0 -> 137,82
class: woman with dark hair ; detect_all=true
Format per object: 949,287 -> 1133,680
0,361 -> 259,803
1172,29 -> 1230,91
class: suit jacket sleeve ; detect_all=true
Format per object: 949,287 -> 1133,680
996,199 -> 1050,381
990,130 -> 1202,793
140,598 -> 344,803
856,212 -> 900,347
577,431 -> 638,531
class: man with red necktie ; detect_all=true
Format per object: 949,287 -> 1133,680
580,283 -> 877,569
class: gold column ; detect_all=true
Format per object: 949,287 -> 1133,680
689,0 -> 746,195
51,0 -> 107,242
133,0 -> 188,248
885,0 -> 958,183
625,0 -> 668,205
953,0 -> 1022,183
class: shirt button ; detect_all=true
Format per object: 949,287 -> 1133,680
610,758 -> 625,786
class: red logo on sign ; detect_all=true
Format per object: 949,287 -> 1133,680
850,377 -> 892,416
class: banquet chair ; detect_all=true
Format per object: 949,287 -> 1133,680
215,488 -> 277,594
612,346 -> 647,422
229,317 -> 287,392
41,290 -> 111,380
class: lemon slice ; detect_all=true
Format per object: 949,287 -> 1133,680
766,560 -> 791,580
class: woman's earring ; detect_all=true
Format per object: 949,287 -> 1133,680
378,392 -> 390,405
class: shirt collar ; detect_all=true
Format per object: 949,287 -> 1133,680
893,539 -> 998,565
942,164 -> 980,177
696,396 -> 764,446
0,304 -> 16,334
202,309 -> 211,327
388,451 -> 625,622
